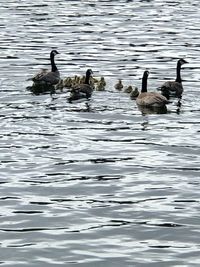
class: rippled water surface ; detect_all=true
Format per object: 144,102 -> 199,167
0,0 -> 200,266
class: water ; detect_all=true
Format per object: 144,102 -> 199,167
0,0 -> 200,266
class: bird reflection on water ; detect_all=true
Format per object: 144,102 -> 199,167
137,104 -> 168,115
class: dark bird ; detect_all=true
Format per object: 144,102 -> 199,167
136,70 -> 169,108
32,50 -> 60,86
114,79 -> 123,91
68,69 -> 93,103
159,58 -> 188,98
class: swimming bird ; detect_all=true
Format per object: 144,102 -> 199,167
99,77 -> 106,87
130,87 -> 139,99
32,50 -> 60,86
55,79 -> 64,91
136,70 -> 169,107
159,58 -> 188,98
63,77 -> 73,88
96,77 -> 106,91
68,69 -> 93,103
124,85 -> 133,94
114,79 -> 123,91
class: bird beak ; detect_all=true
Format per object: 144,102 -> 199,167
182,59 -> 188,64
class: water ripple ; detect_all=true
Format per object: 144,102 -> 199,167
0,0 -> 200,266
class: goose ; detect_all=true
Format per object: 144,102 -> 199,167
114,79 -> 123,91
159,58 -> 188,97
63,77 -> 73,88
68,69 -> 93,102
55,79 -> 64,91
136,70 -> 169,108
32,50 -> 60,86
124,85 -> 134,94
130,87 -> 139,99
71,75 -> 81,87
96,77 -> 106,91
99,77 -> 106,87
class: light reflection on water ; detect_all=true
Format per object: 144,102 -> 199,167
0,0 -> 200,266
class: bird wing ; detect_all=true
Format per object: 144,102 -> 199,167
29,68 -> 49,82
33,70 -> 60,85
72,84 -> 93,95
161,81 -> 183,92
137,92 -> 168,107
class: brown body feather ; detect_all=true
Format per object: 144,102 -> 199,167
136,92 -> 169,107
136,70 -> 169,108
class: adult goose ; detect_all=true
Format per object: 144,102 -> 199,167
68,69 -> 93,103
32,50 -> 60,86
136,70 -> 169,108
159,58 -> 187,98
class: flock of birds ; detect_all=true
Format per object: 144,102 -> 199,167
27,50 -> 187,110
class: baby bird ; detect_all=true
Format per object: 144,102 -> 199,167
114,79 -> 123,91
55,79 -> 64,91
99,77 -> 106,87
130,87 -> 139,99
63,77 -> 73,88
96,77 -> 106,91
124,85 -> 133,94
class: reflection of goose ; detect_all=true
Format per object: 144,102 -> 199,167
136,70 -> 169,108
32,50 -> 60,86
114,79 -> 123,91
68,69 -> 93,103
138,104 -> 168,115
159,58 -> 187,98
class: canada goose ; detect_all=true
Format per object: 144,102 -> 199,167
124,85 -> 133,94
32,50 -> 60,86
71,75 -> 81,87
136,70 -> 169,107
55,79 -> 64,91
63,77 -> 73,88
159,58 -> 188,97
114,79 -> 123,91
130,87 -> 139,99
96,77 -> 106,91
99,77 -> 106,87
68,69 -> 93,102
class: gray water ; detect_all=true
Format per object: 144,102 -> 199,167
0,0 -> 200,266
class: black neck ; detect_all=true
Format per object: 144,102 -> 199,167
85,73 -> 90,85
175,61 -> 182,83
51,54 -> 57,72
141,73 -> 148,92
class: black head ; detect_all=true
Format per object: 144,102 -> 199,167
86,69 -> 93,77
50,50 -> 59,57
178,58 -> 188,65
143,70 -> 149,79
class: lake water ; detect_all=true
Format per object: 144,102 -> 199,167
0,0 -> 200,266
